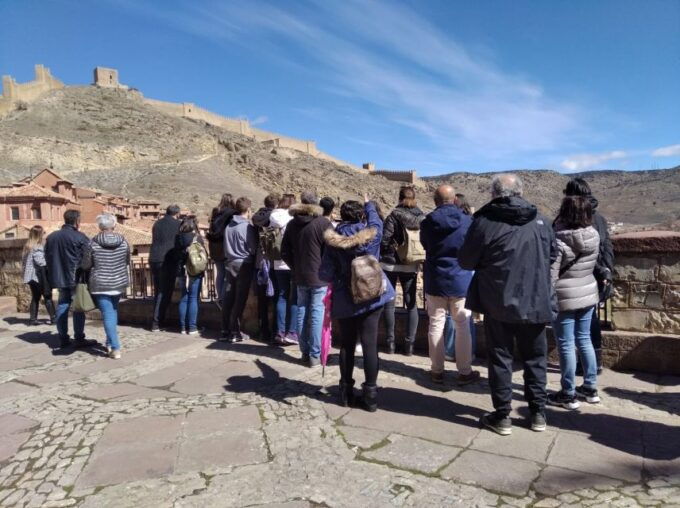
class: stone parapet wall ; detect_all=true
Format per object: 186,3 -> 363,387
0,239 -> 31,311
611,231 -> 680,335
0,64 -> 64,117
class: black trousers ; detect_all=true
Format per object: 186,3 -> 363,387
484,315 -> 548,417
383,271 -> 419,344
222,261 -> 254,336
257,282 -> 273,340
28,281 -> 55,321
338,306 -> 383,387
151,261 -> 178,328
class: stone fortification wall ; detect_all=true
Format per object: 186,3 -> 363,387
0,65 -> 64,117
371,170 -> 418,184
143,97 -> 360,169
611,231 -> 680,334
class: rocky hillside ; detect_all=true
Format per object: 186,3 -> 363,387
0,85 -> 678,227
0,86 -> 406,215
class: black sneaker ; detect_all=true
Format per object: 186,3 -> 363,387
547,390 -> 580,410
575,385 -> 601,404
530,412 -> 547,432
481,412 -> 512,436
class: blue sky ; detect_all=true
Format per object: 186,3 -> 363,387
1,0 -> 679,176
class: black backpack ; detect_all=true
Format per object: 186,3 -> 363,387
207,209 -> 234,242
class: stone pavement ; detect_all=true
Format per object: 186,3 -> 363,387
0,314 -> 678,507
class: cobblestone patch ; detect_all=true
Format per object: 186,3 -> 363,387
0,315 -> 679,506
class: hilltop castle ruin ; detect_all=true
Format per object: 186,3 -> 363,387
1,65 -> 419,184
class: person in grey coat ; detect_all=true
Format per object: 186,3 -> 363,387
221,197 -> 258,342
81,214 -> 130,359
22,225 -> 56,325
548,196 -> 601,410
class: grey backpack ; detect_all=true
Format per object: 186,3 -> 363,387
350,255 -> 385,304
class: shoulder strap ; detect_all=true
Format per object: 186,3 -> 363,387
559,252 -> 583,278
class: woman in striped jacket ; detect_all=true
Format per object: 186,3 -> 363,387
81,214 -> 130,359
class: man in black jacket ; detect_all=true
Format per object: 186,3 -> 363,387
563,178 -> 613,373
45,209 -> 94,349
252,193 -> 279,342
150,205 -> 181,331
281,191 -> 332,366
459,174 -> 556,436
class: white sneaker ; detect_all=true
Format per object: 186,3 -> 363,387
187,330 -> 199,336
109,350 -> 121,360
355,344 -> 363,354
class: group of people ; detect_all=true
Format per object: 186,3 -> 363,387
21,172 -> 613,435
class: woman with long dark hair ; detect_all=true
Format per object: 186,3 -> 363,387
176,215 -> 206,335
548,196 -> 601,410
22,225 -> 55,325
207,194 -> 235,303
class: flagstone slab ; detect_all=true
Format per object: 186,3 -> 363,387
533,465 -> 623,496
0,432 -> 32,463
338,425 -> 389,450
0,381 -> 36,399
0,413 -> 38,435
362,434 -> 461,474
18,369 -> 82,385
80,382 -> 177,401
547,432 -> 644,482
76,407 -> 268,489
440,449 -> 541,496
470,425 -> 557,463
133,355 -> 223,387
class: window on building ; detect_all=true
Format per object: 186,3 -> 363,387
10,207 -> 20,220
31,207 -> 42,220
5,232 -> 15,239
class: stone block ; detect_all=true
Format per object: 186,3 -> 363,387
611,309 -> 649,332
647,311 -> 680,335
362,434 -> 461,475
0,296 -> 17,314
613,256 -> 658,282
664,285 -> 680,309
611,282 -> 629,309
630,283 -> 664,309
658,254 -> 680,283
533,466 -> 622,496
614,334 -> 680,374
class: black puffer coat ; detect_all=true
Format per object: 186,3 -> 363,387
380,205 -> 426,265
589,197 -> 615,299
459,196 -> 556,324
45,225 -> 90,289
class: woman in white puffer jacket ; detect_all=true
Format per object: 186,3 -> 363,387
548,195 -> 601,410
268,195 -> 300,345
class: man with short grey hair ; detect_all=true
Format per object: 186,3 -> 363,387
459,173 -> 555,436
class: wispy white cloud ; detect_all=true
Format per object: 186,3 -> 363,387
652,144 -> 680,157
113,0 -> 593,167
251,115 -> 268,126
561,150 -> 627,172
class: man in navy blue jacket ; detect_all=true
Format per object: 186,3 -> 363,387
420,185 -> 479,386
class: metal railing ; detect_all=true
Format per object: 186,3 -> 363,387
125,259 -> 612,328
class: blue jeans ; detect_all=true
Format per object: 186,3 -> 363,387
215,261 -> 226,302
553,306 -> 597,395
444,313 -> 477,360
296,285 -> 327,358
179,274 -> 202,332
94,294 -> 121,351
56,288 -> 85,341
274,270 -> 298,335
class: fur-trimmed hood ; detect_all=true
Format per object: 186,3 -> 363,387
324,227 -> 377,250
289,203 -> 323,217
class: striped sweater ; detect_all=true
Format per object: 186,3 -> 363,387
22,246 -> 46,284
81,233 -> 131,294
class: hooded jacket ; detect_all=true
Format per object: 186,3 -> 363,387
319,201 -> 395,319
207,207 -> 235,262
380,205 -> 426,266
420,204 -> 473,297
269,208 -> 294,270
224,215 -> 257,264
81,232 -> 130,294
281,203 -> 332,287
45,224 -> 90,289
252,207 -> 274,228
551,225 -> 600,312
459,196 -> 556,324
